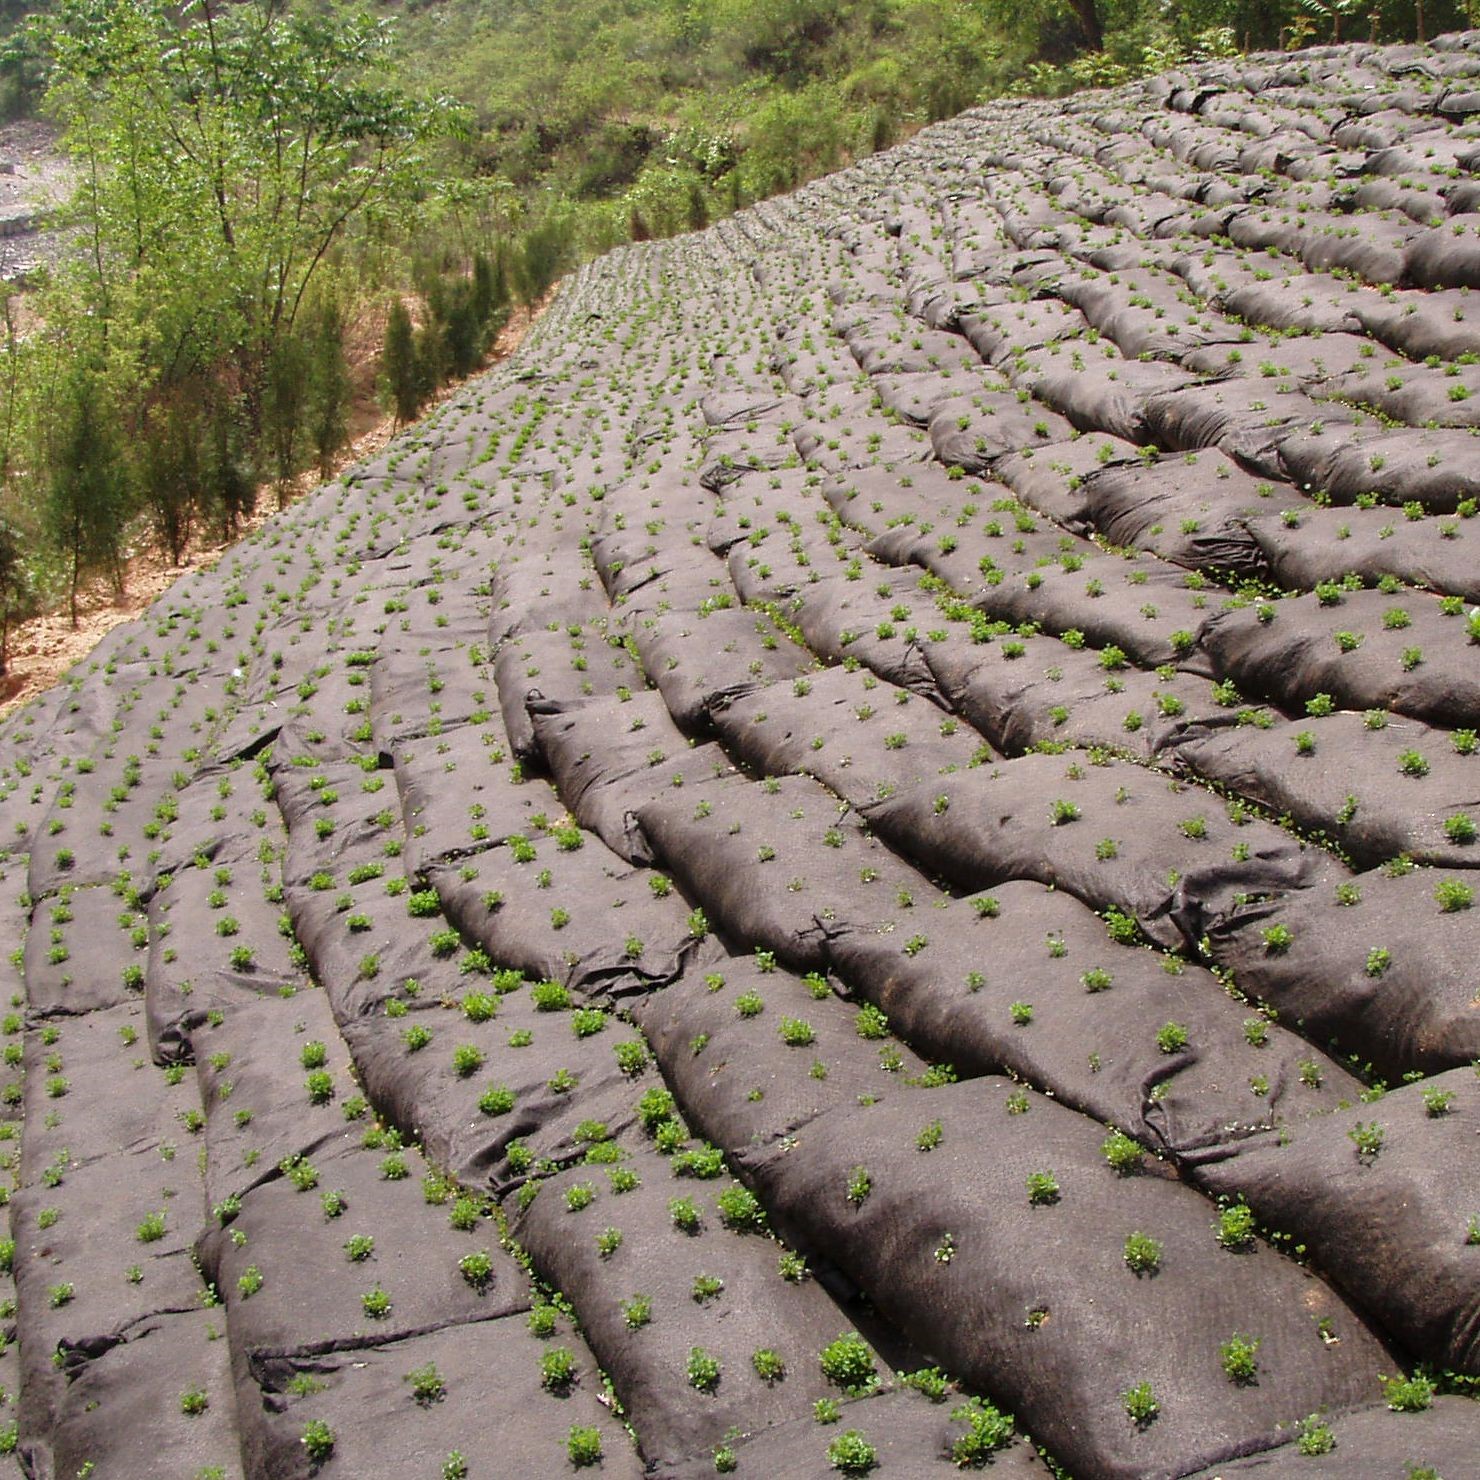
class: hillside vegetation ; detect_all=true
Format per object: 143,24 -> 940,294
0,0 -> 1471,660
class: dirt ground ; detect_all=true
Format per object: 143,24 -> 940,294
0,290 -> 553,719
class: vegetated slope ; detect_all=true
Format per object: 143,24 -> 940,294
0,29 -> 1478,1480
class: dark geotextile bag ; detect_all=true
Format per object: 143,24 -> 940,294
921,628 -> 1235,762
634,773 -> 931,972
818,884 -> 1359,1164
531,694 -> 738,864
1203,865 -> 1480,1079
648,1389 -> 1054,1479
513,1149 -> 854,1467
859,752 -> 1346,953
629,606 -> 814,732
1199,589 -> 1480,729
708,663 -> 984,813
1241,504 -> 1480,605
629,957 -> 932,1155
1169,709 -> 1480,871
1193,1068 -> 1480,1376
737,1079 -> 1389,1480
1180,1397 -> 1480,1478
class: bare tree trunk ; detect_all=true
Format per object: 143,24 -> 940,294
1068,0 -> 1103,51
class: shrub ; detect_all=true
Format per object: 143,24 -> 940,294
752,1348 -> 786,1383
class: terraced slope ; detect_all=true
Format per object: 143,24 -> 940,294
2,31 -> 1480,1480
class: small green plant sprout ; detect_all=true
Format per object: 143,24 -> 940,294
179,1385 -> 209,1416
846,1165 -> 872,1207
1102,1129 -> 1144,1174
458,1249 -> 494,1290
1155,1022 -> 1189,1054
1423,1085 -> 1455,1117
344,1233 -> 374,1262
1445,811 -> 1478,844
717,1184 -> 766,1232
1381,1372 -> 1435,1413
444,1453 -> 469,1480
902,1367 -> 950,1401
405,1362 -> 445,1405
752,1348 -> 786,1383
238,1265 -> 264,1298
779,1250 -> 809,1283
669,1195 -> 701,1233
595,1226 -> 622,1258
1466,1215 -> 1480,1246
687,1346 -> 721,1392
1295,1413 -> 1336,1455
1434,878 -> 1474,913
1398,748 -> 1430,777
564,1182 -> 596,1213
1365,947 -> 1392,978
305,1070 -> 334,1104
779,1016 -> 815,1046
567,1424 -> 603,1468
451,1043 -> 484,1077
951,1397 -> 1015,1464
1261,922 -> 1293,953
819,1332 -> 877,1395
1216,1201 -> 1257,1251
621,1293 -> 652,1329
361,1285 -> 391,1318
1049,798 -> 1080,825
1081,966 -> 1113,992
855,1003 -> 888,1039
916,1119 -> 944,1153
136,1210 -> 167,1243
1123,1232 -> 1162,1275
692,1273 -> 724,1304
540,1347 -> 576,1393
1348,1121 -> 1385,1163
1025,1170 -> 1060,1206
1009,1000 -> 1033,1025
1219,1332 -> 1261,1385
1122,1382 -> 1159,1427
827,1430 -> 878,1474
301,1419 -> 335,1463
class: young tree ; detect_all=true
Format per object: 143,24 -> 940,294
0,515 -> 32,675
43,373 -> 131,626
381,298 -> 419,428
